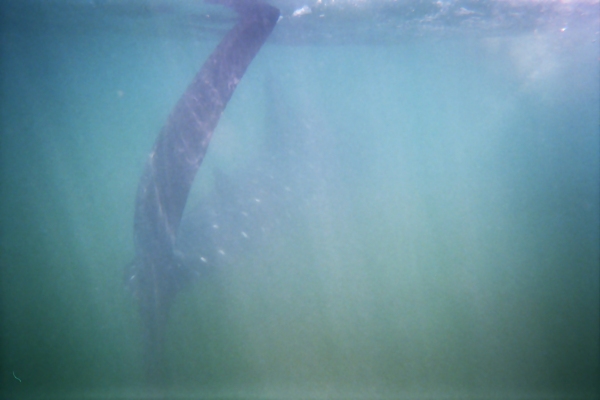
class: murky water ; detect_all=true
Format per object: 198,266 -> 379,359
1,0 -> 598,398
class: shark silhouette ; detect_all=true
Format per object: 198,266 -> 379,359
125,0 -> 280,384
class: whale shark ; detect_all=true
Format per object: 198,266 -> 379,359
125,0 -> 280,384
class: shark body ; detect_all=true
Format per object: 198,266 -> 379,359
126,0 -> 280,384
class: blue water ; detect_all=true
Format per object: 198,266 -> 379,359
1,0 -> 599,398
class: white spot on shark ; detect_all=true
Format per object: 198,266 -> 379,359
293,5 -> 311,17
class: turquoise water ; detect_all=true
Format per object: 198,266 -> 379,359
1,1 -> 599,398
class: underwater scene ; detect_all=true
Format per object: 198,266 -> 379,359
1,0 -> 599,398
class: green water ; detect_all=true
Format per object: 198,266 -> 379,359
1,3 -> 598,399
